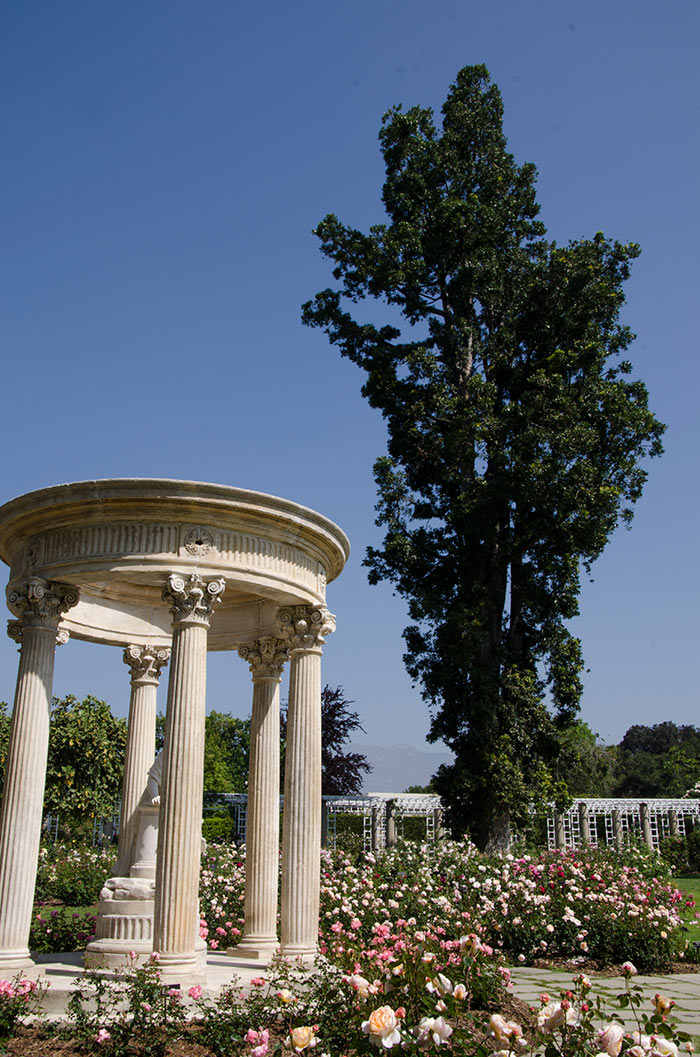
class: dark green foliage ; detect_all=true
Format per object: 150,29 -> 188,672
555,720 -> 617,796
303,64 -> 664,849
158,709 -> 251,793
685,827 -> 700,871
34,844 -> 113,906
613,722 -> 700,797
67,958 -> 188,1057
659,835 -> 689,874
45,696 -> 126,837
329,812 -> 365,858
281,685 -> 371,795
203,711 -> 251,793
201,816 -> 237,843
29,906 -> 97,954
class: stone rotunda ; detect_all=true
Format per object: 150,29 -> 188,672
0,479 -> 349,981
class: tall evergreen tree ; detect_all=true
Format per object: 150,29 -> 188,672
303,65 -> 664,849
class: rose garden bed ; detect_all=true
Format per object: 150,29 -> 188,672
7,838 -> 696,1055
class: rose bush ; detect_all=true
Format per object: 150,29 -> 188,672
34,842 -> 114,906
31,837 -> 695,970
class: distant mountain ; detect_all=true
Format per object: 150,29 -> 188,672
348,742 -> 453,794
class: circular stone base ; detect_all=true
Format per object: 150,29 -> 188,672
0,950 -> 45,976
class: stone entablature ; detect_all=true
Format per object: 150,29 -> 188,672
0,480 -> 349,651
16,522 -> 327,597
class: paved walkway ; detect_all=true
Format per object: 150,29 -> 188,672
26,950 -> 266,1019
16,954 -> 700,1036
510,966 -> 700,1035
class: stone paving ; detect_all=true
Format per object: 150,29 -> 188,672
510,966 -> 700,1036
28,950 -> 265,1019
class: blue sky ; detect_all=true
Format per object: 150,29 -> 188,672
1,0 -> 698,751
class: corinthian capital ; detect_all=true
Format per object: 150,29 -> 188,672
238,636 -> 290,680
276,605 -> 336,653
123,644 -> 171,684
6,576 -> 79,630
162,572 -> 225,627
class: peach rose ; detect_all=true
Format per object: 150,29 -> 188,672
537,1002 -> 576,1032
490,1014 -> 523,1043
362,1006 -> 401,1049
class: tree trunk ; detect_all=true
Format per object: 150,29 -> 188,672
483,807 -> 511,855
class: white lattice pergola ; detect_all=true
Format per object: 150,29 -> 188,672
546,798 -> 700,851
208,792 -> 445,853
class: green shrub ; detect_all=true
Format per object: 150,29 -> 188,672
202,816 -> 236,843
685,827 -> 700,871
67,956 -> 188,1057
399,814 -> 431,842
30,906 -> 97,953
334,830 -> 364,857
659,834 -> 689,873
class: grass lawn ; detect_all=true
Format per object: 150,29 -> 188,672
673,875 -> 700,951
674,875 -> 700,902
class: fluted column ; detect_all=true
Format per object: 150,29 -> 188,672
277,605 -> 335,958
0,577 -> 78,970
152,573 -> 224,980
117,645 -> 170,867
231,637 -> 289,961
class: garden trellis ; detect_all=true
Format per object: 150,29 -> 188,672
208,792 -> 445,852
546,798 -> 700,851
323,793 -> 445,852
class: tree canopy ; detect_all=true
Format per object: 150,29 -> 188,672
281,685 -> 371,795
555,720 -> 616,797
302,64 -> 664,849
203,712 -> 251,794
45,695 -> 127,834
614,722 -> 700,797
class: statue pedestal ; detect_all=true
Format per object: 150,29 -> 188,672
84,876 -> 156,968
86,804 -> 181,969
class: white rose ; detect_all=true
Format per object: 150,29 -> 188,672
597,1023 -> 625,1057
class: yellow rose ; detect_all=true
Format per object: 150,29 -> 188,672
289,1026 -> 317,1051
654,995 -> 675,1016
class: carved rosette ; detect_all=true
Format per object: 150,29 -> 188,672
162,573 -> 225,627
276,605 -> 336,653
183,527 -> 214,557
238,636 -> 290,680
123,644 -> 171,684
6,576 -> 79,630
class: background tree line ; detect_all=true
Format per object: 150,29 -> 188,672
0,685 -> 371,839
557,720 -> 700,799
1,696 -> 698,831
